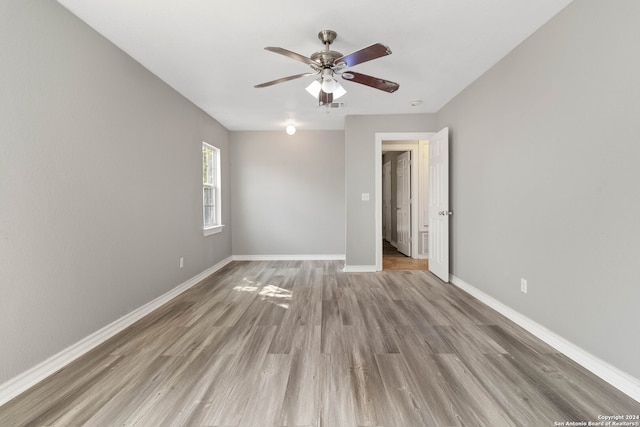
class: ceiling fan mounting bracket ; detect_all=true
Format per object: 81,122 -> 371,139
318,30 -> 337,46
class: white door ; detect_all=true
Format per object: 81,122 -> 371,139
428,128 -> 450,282
396,151 -> 411,257
383,161 -> 392,242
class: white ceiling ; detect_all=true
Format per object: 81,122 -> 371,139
57,0 -> 572,131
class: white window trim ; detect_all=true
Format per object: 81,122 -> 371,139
203,224 -> 224,236
202,142 -> 223,236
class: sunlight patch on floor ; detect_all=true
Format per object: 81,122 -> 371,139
233,278 -> 292,309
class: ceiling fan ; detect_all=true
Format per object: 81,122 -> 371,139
254,30 -> 399,105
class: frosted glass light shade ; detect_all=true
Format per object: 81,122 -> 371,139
332,84 -> 346,99
321,77 -> 338,93
305,80 -> 322,97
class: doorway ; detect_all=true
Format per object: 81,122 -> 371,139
374,129 -> 450,279
376,133 -> 433,271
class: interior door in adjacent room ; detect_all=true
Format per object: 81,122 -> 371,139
383,160 -> 392,242
396,151 -> 411,256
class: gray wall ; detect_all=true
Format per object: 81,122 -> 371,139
0,1 -> 231,383
230,131 -> 345,256
438,0 -> 640,378
345,114 -> 438,266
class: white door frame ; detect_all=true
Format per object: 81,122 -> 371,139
375,132 -> 433,271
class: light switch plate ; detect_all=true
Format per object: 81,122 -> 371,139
361,193 -> 370,201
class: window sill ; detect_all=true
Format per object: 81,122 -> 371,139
203,224 -> 225,236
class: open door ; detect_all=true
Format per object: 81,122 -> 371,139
383,161 -> 392,242
428,128 -> 450,282
396,151 -> 411,256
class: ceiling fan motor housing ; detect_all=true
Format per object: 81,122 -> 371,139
310,50 -> 343,67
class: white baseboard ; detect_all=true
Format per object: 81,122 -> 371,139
343,265 -> 377,273
232,255 -> 372,273
232,254 -> 345,261
0,256 -> 234,407
450,274 -> 640,403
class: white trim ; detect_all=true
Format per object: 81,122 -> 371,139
375,132 -> 434,272
342,265 -> 377,273
203,224 -> 225,236
0,256 -> 234,407
202,142 -> 222,231
450,274 -> 640,403
233,254 -> 345,261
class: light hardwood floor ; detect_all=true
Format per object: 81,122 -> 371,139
1,260 -> 638,426
383,240 -> 428,271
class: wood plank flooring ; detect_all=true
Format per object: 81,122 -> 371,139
1,260 -> 638,426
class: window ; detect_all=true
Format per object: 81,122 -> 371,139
202,142 -> 222,235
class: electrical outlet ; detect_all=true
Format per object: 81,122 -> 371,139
180,257 -> 184,269
520,278 -> 528,294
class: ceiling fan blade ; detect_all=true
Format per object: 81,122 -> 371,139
334,43 -> 392,68
319,90 -> 333,105
254,72 -> 317,88
264,47 -> 321,69
341,71 -> 399,93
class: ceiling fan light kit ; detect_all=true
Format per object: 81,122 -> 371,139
255,30 -> 399,106
305,80 -> 346,100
